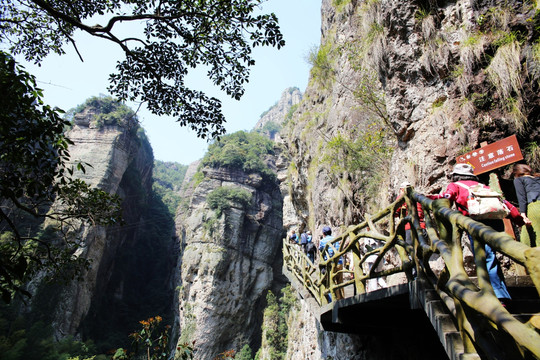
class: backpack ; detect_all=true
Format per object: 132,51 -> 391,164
455,182 -> 510,220
306,241 -> 315,254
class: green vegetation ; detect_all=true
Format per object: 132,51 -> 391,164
202,215 -> 219,237
259,102 -> 278,119
308,41 -> 336,90
207,187 -> 252,217
236,345 -> 254,360
283,104 -> 299,126
257,121 -> 282,139
352,67 -> 393,132
1,1 -> 285,140
0,303 -> 105,360
485,39 -> 526,132
321,122 -> 393,202
178,304 -> 197,346
153,161 -> 188,216
415,7 -> 431,22
525,142 -> 540,170
69,96 -> 137,129
432,96 -> 446,109
201,131 -> 276,181
113,316 -> 193,360
333,0 -> 352,12
258,285 -> 296,360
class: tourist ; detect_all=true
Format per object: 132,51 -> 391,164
288,230 -> 297,244
395,181 -> 426,244
319,226 -> 344,300
305,231 -> 316,264
512,163 -> 538,247
300,230 -> 308,253
429,163 -> 524,306
361,238 -> 387,292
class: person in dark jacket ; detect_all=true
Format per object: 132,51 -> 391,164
300,231 -> 308,253
305,231 -> 316,263
513,163 -> 538,247
430,164 -> 524,305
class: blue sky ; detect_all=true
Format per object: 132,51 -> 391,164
18,0 -> 322,165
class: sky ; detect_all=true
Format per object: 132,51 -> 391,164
16,0 -> 322,165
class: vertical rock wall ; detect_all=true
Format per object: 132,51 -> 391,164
174,166 -> 284,359
42,112 -> 157,339
276,0 -> 540,357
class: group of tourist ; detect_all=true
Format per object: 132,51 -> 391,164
286,161 -> 540,306
289,228 -> 317,263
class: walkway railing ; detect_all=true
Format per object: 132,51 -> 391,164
282,187 -> 540,359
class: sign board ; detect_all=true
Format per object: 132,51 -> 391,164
456,135 -> 523,175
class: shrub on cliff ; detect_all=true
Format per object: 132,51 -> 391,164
201,131 -> 276,181
207,186 -> 252,217
152,160 -> 188,216
70,96 -> 137,129
257,285 -> 296,360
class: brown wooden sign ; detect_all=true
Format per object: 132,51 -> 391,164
456,135 -> 523,175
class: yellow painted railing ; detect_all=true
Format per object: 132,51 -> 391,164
282,187 -> 540,359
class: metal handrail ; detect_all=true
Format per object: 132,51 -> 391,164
282,187 -> 540,359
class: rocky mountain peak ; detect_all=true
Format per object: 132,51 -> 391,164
253,87 -> 302,140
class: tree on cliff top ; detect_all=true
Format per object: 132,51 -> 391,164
0,0 -> 285,139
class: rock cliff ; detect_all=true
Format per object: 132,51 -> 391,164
30,0 -> 540,356
31,102 -> 173,343
47,110 -> 142,337
174,160 -> 285,358
253,87 -> 303,140
270,0 -> 540,357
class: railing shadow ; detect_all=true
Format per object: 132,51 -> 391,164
282,187 -> 540,359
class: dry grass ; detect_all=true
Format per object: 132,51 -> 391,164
422,15 -> 437,41
486,40 -> 522,100
460,31 -> 488,74
527,42 -> 540,82
525,142 -> 540,171
453,65 -> 472,96
421,35 -> 450,75
357,0 -> 387,74
486,40 -> 527,132
487,6 -> 512,31
460,97 -> 477,122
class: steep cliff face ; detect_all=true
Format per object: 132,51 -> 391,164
253,87 -> 303,140
283,0 -> 540,230
174,163 -> 284,358
275,0 -> 540,357
39,106 -> 162,340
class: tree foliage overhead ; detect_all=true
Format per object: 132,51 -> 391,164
0,52 -> 122,303
0,0 -> 285,139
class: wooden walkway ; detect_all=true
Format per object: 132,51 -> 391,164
283,187 -> 540,360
